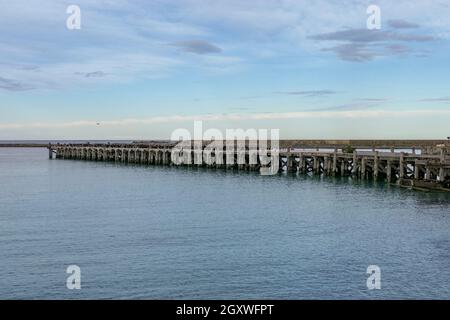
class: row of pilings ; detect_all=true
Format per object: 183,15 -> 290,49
50,144 -> 450,184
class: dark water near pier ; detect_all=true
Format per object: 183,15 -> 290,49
1,148 -> 450,299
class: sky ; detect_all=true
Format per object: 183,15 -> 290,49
0,0 -> 450,139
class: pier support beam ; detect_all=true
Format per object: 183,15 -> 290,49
399,153 -> 405,179
439,149 -> 445,181
414,162 -> 420,179
361,157 -> 366,179
352,151 -> 358,176
313,156 -> 319,174
287,153 -> 296,173
386,160 -> 392,183
425,166 -> 431,180
162,151 -> 170,165
324,156 -> 329,176
332,152 -> 337,176
373,152 -> 379,180
299,153 -> 305,173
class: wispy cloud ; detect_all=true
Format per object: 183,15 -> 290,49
312,100 -> 386,111
0,53 -> 182,91
301,97 -> 388,112
0,76 -> 34,91
309,29 -> 436,43
310,26 -> 437,62
274,90 -> 337,97
237,96 -> 261,100
386,44 -> 411,55
419,97 -> 450,102
322,43 -> 380,62
75,71 -> 107,78
387,19 -> 420,29
170,40 -> 222,54
135,19 -> 209,37
355,98 -> 388,102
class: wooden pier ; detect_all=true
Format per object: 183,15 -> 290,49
49,140 -> 450,191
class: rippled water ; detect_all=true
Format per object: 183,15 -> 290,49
1,148 -> 450,299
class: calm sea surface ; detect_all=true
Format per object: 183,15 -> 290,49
1,148 -> 450,299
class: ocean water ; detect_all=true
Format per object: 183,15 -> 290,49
1,147 -> 450,300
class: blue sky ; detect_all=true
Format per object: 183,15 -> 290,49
1,0 -> 450,139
